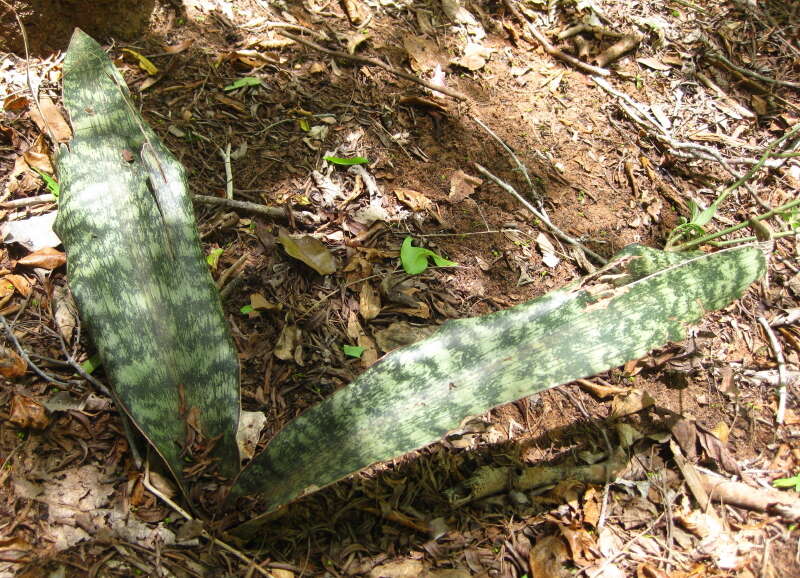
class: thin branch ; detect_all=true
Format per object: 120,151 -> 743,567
473,163 -> 607,265
276,30 -> 468,101
758,317 -> 789,425
0,193 -> 56,208
707,52 -> 800,90
1,314 -> 72,386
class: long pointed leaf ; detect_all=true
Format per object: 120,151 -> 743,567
54,30 -> 241,485
230,243 -> 766,534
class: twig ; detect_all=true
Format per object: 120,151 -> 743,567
192,195 -> 292,220
591,75 -> 759,198
470,115 -> 543,206
1,314 -> 72,386
141,460 -> 274,577
0,193 -> 56,208
672,196 -> 800,251
275,30 -> 468,101
758,317 -> 789,425
473,163 -> 607,265
219,143 -> 233,200
515,15 -> 610,77
706,52 -> 800,90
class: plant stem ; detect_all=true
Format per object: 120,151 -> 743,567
672,197 -> 800,251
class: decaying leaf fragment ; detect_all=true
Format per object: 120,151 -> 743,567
277,228 -> 337,275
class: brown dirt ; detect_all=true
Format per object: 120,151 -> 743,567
1,0 -> 799,576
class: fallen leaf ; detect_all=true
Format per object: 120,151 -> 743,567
558,524 -> 598,567
164,39 -> 194,54
28,96 -> 72,143
577,380 -> 628,399
122,48 -> 158,75
4,155 -> 40,196
0,345 -> 27,378
636,57 -> 672,71
0,536 -> 32,563
17,247 -> 66,270
274,324 -> 302,363
536,232 -> 561,268
529,535 -> 572,578
9,394 -> 49,430
394,188 -> 433,211
358,333 -> 378,368
250,293 -> 280,312
52,285 -> 78,342
610,389 -> 655,418
4,94 -> 29,111
403,35 -> 447,73
359,282 -> 381,321
453,42 -> 492,71
236,410 -> 267,461
449,170 -> 482,202
1,212 -> 60,251
368,559 -> 423,578
277,228 -> 336,275
697,424 -> 740,475
374,321 -> 434,353
3,274 -> 32,297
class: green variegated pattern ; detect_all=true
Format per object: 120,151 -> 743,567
230,243 -> 766,531
54,30 -> 240,484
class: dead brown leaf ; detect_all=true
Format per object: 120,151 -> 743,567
558,524 -> 599,567
0,345 -> 27,378
449,170 -> 482,202
277,228 -> 336,275
359,282 -> 381,321
4,155 -> 40,196
164,39 -> 194,54
610,389 -> 655,418
577,379 -> 628,399
358,333 -> 378,368
697,424 -> 740,475
274,324 -> 303,365
9,394 -> 49,430
402,35 -> 447,73
29,96 -> 72,143
17,247 -> 66,270
23,134 -> 54,174
394,188 -> 433,211
3,94 -> 29,112
529,535 -> 572,578
3,274 -> 32,298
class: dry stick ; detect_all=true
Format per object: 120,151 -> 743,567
473,163 -> 607,265
0,314 -> 72,387
591,75 -> 760,199
0,193 -> 56,208
470,115 -> 543,205
219,143 -> 234,199
707,52 -> 800,91
758,316 -> 789,425
275,30 -> 468,101
502,0 -> 610,77
140,462 -> 274,578
192,195 -> 290,219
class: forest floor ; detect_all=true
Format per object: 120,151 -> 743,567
1,0 -> 800,576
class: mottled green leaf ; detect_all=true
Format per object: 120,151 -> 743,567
55,30 -> 241,490
229,243 -> 766,534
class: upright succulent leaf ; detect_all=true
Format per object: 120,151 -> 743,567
230,244 -> 766,535
55,30 -> 241,487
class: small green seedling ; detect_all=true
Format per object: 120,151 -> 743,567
343,345 -> 365,358
223,77 -> 262,91
666,199 -> 718,248
400,237 -> 458,275
206,248 -> 224,270
324,156 -> 369,166
240,305 -> 254,315
773,472 -> 800,492
33,168 -> 60,198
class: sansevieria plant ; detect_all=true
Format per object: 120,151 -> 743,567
54,30 -> 769,536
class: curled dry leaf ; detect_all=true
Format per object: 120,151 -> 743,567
529,535 -> 572,578
9,394 -> 49,430
610,389 -> 655,418
53,284 -> 79,342
28,96 -> 72,143
359,282 -> 381,321
17,247 -> 66,270
394,188 -> 433,211
236,410 -> 268,461
1,212 -> 61,252
277,227 -> 336,275
274,324 -> 303,365
0,345 -> 27,378
3,274 -> 32,298
23,134 -> 54,173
